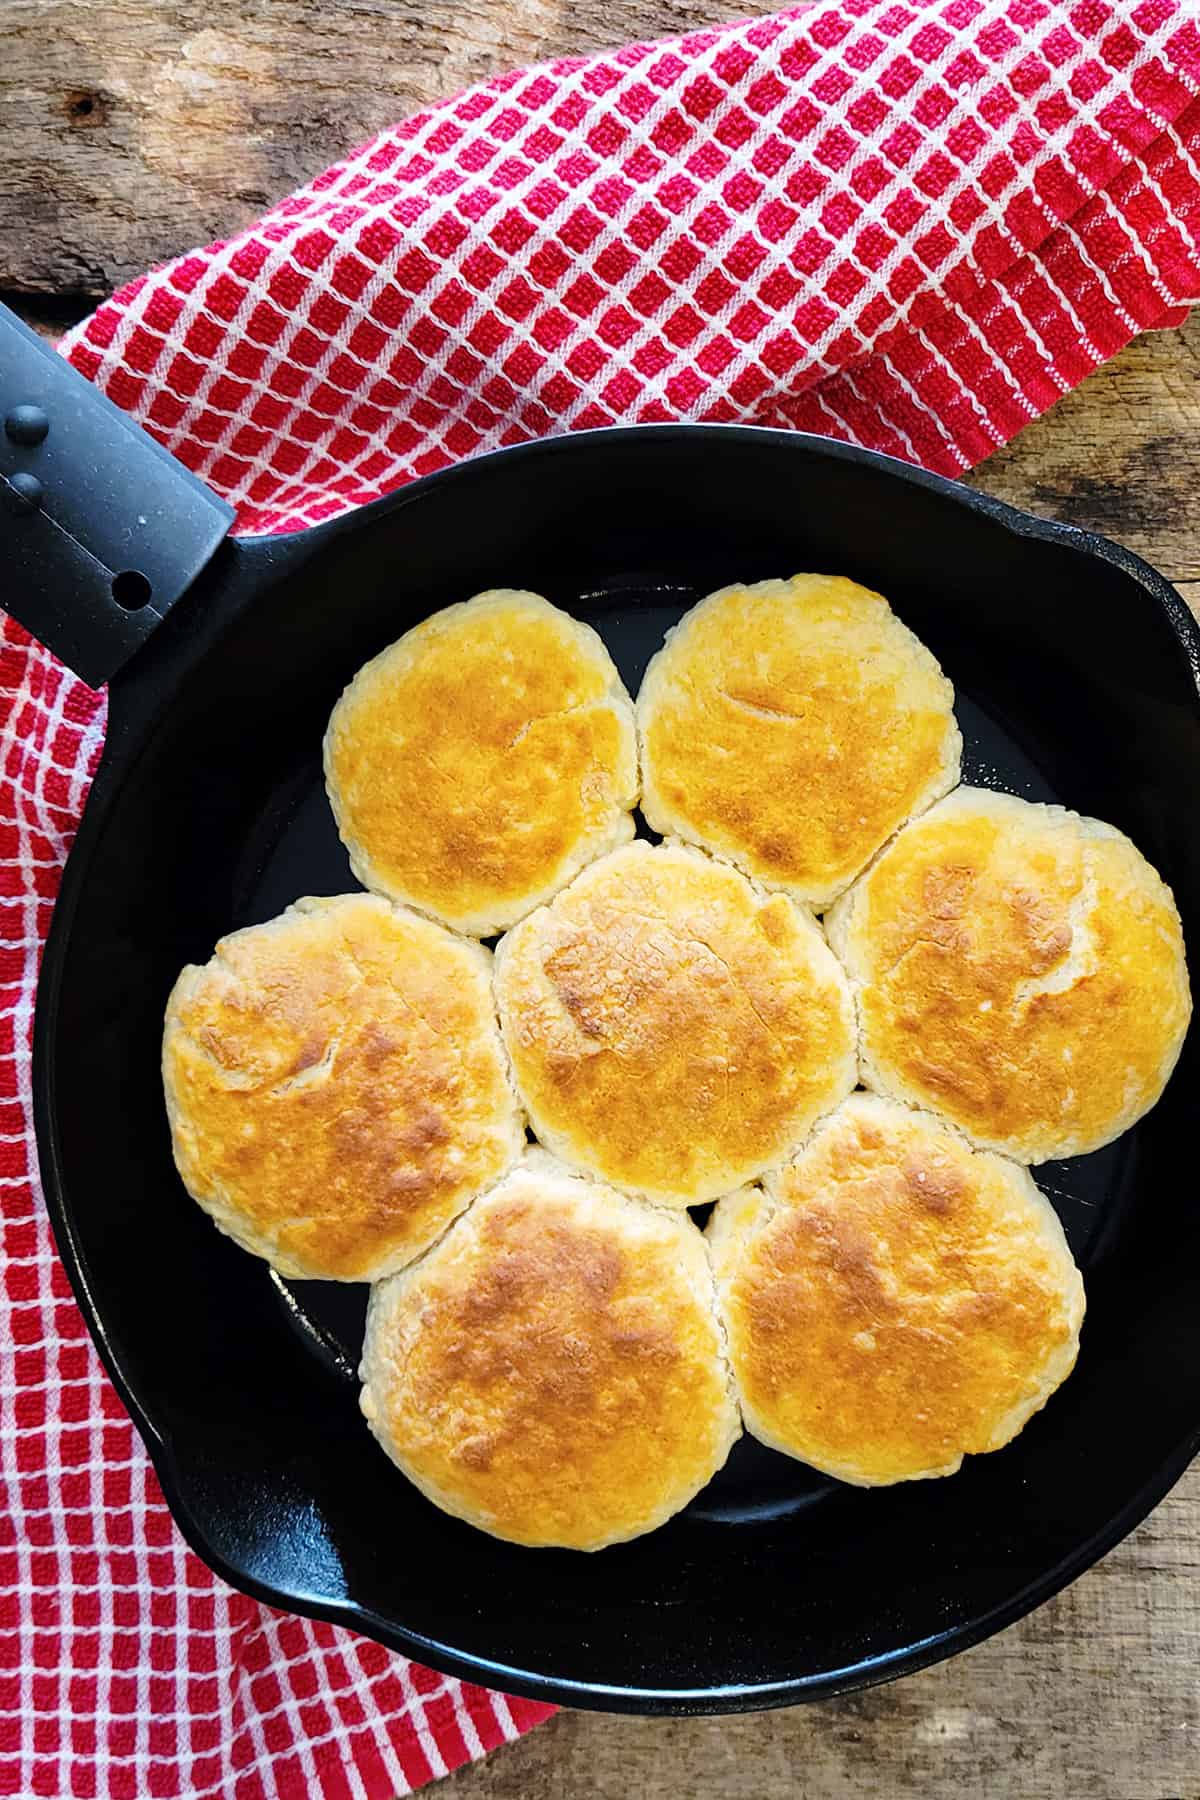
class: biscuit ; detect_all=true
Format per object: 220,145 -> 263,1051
638,574 -> 960,908
709,1094 -> 1085,1485
360,1152 -> 741,1549
827,786 -> 1192,1161
324,590 -> 638,936
162,894 -> 523,1281
494,842 -> 857,1205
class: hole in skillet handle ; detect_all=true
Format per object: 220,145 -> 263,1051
110,570 -> 153,611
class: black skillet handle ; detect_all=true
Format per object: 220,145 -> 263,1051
0,302 -> 235,688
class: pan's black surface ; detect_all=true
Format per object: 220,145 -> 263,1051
34,426 -> 1200,1712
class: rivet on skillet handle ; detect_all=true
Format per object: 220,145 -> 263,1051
0,301 -> 235,689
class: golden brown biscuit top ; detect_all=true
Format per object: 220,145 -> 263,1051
324,590 -> 638,935
830,788 -> 1192,1161
162,894 -> 522,1281
494,843 -> 856,1204
361,1157 -> 739,1549
638,575 -> 959,906
710,1095 -> 1084,1485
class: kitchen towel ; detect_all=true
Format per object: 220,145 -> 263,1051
3,0 -> 1199,1795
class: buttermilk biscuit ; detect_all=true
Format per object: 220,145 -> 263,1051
162,894 -> 523,1281
827,786 -> 1191,1162
360,1152 -> 741,1549
709,1094 -> 1085,1486
637,574 -> 960,908
324,590 -> 638,936
493,842 -> 857,1205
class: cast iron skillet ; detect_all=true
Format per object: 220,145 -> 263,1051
3,303 -> 1199,1714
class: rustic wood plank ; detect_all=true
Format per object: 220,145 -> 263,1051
1,0 -> 776,296
972,319 -> 1200,603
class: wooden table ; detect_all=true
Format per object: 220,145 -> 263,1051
6,4 -> 1199,1795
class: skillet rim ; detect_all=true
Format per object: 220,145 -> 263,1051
31,422 -> 1200,1714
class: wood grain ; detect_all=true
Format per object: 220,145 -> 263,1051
7,1 -> 1199,1793
974,319 -> 1200,620
1,0 -> 778,297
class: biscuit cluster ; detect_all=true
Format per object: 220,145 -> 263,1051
163,581 -> 1190,1549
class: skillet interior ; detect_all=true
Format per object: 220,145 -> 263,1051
34,427 -> 1200,1711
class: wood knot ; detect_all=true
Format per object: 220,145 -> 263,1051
64,89 -> 109,127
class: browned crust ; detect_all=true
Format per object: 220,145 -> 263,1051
827,788 -> 1192,1161
494,842 -> 857,1203
324,590 -> 638,935
162,893 -> 523,1280
361,1153 -> 741,1548
709,1094 -> 1085,1485
638,575 -> 960,907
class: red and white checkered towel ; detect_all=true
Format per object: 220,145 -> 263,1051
2,1 -> 1198,1795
